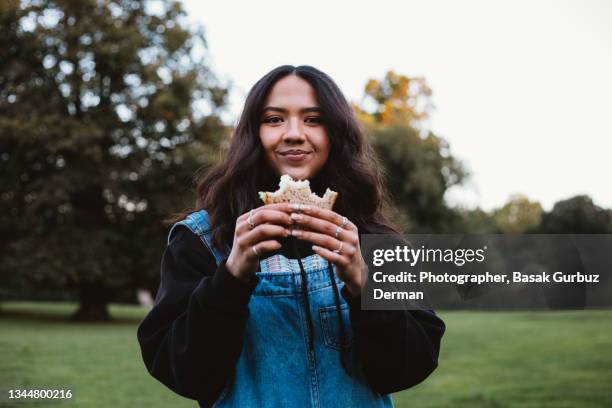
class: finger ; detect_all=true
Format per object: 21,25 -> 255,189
296,205 -> 357,231
255,209 -> 294,226
250,239 -> 282,259
290,213 -> 358,245
241,224 -> 290,247
238,203 -> 294,222
260,202 -> 295,213
237,209 -> 294,234
311,244 -> 352,268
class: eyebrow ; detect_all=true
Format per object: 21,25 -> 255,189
262,106 -> 322,114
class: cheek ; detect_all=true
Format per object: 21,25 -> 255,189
259,131 -> 277,157
316,132 -> 331,161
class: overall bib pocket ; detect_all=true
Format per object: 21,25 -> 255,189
319,304 -> 352,351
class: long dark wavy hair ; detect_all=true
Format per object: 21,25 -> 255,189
171,65 -> 400,250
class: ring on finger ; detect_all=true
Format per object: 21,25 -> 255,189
333,241 -> 344,254
247,209 -> 256,230
334,226 -> 342,239
341,216 -> 349,228
251,245 -> 260,257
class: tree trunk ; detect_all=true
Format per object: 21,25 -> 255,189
71,285 -> 112,321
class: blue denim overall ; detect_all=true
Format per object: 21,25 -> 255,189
169,210 -> 394,408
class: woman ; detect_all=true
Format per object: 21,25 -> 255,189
137,65 -> 445,408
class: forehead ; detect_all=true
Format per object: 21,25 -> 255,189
264,75 -> 318,107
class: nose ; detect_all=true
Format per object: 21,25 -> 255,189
283,117 -> 305,144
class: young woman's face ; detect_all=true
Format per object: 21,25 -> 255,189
259,74 -> 330,181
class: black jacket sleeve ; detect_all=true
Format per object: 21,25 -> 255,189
136,226 -> 258,406
340,286 -> 445,394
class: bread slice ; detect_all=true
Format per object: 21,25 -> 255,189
259,175 -> 338,210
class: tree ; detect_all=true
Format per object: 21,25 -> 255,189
538,195 -> 611,233
368,124 -> 466,232
535,195 -> 609,309
453,207 -> 497,233
354,70 -> 466,232
492,194 -> 543,233
0,0 -> 228,320
357,70 -> 432,127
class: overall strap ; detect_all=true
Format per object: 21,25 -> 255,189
167,209 -> 230,266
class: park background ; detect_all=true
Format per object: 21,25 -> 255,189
1,0 -> 611,407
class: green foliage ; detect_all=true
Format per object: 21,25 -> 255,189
355,70 -> 466,232
453,206 -> 497,234
0,0 -> 228,312
450,194 -> 611,234
368,124 -> 466,232
538,195 -> 612,233
493,194 -> 543,233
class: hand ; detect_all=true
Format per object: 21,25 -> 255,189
288,205 -> 366,296
225,203 -> 294,283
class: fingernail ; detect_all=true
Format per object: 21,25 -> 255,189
291,229 -> 302,237
312,245 -> 319,251
290,213 -> 302,221
290,203 -> 311,212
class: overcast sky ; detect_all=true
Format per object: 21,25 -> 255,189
182,0 -> 612,211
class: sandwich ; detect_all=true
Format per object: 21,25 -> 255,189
259,174 -> 338,210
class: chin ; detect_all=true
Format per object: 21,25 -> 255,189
283,170 -> 312,180
284,168 -> 314,181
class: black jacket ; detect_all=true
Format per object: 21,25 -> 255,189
137,226 -> 445,406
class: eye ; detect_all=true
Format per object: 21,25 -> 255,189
305,116 -> 323,125
263,116 -> 283,124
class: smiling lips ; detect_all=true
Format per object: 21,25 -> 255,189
278,149 -> 312,162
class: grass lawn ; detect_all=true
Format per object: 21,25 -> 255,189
1,302 -> 611,407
